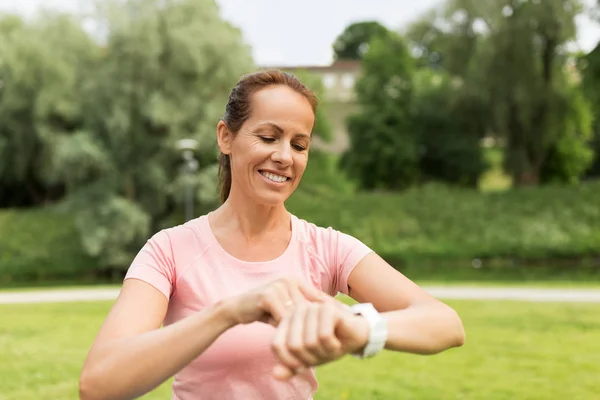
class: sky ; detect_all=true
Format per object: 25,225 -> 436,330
1,0 -> 599,67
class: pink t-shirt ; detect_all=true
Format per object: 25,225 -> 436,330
124,213 -> 373,400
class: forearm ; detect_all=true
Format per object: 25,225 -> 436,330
80,300 -> 236,400
382,301 -> 465,355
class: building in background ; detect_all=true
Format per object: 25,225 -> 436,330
260,60 -> 361,153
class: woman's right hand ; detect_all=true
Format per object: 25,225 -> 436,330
225,277 -> 327,327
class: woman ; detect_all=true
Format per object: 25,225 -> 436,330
79,70 -> 465,400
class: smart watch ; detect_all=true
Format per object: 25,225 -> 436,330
349,302 -> 388,358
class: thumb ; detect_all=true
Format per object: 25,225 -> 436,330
272,364 -> 296,381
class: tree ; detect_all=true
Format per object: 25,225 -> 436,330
407,0 -> 589,186
340,33 -> 419,190
411,69 -> 487,187
61,0 -> 254,270
579,42 -> 600,178
0,0 -> 255,272
405,1 -> 483,76
332,21 -> 390,61
0,13 -> 97,207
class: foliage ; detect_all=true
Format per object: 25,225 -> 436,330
340,35 -> 487,190
0,0 -> 255,270
406,0 -> 588,186
540,84 -> 595,184
0,13 -> 97,207
332,21 -> 390,61
287,181 -> 600,263
340,33 -> 419,190
0,208 -> 98,283
3,182 -> 600,282
580,42 -> 600,178
411,69 -> 487,187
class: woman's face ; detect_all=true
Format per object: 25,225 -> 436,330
218,85 -> 315,206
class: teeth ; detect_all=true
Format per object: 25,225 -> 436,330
261,171 -> 288,183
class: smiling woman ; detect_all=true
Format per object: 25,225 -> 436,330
79,70 -> 465,400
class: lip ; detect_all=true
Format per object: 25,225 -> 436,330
258,170 -> 291,186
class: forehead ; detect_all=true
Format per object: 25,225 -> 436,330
248,85 -> 315,131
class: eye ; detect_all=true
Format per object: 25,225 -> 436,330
292,144 -> 307,151
259,136 -> 276,143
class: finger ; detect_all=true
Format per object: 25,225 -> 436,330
318,302 -> 342,354
271,313 -> 306,379
288,284 -> 309,307
295,280 -> 326,303
260,288 -> 291,326
287,304 -> 319,366
303,302 -> 328,360
272,363 -> 295,381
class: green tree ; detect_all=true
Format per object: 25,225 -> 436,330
332,21 -> 390,61
578,43 -> 600,178
405,1 -> 482,76
412,69 -> 487,187
0,13 -> 97,207
59,0 -> 254,270
340,33 -> 418,190
408,0 -> 590,186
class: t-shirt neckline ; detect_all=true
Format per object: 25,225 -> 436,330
201,212 -> 298,269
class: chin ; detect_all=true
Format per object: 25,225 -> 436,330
254,190 -> 293,207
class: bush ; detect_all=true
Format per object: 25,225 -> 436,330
287,181 -> 600,263
3,182 -> 600,284
411,70 -> 488,187
540,85 -> 595,184
0,207 -> 98,283
297,150 -> 356,196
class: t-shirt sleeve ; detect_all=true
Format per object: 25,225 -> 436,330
124,230 -> 176,300
327,229 -> 374,295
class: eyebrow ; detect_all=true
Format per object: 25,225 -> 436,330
256,122 -> 311,139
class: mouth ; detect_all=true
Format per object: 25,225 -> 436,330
259,170 -> 291,184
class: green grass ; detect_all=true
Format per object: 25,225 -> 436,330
1,299 -> 598,400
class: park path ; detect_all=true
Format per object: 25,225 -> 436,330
1,286 -> 600,304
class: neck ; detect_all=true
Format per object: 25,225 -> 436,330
212,188 -> 290,239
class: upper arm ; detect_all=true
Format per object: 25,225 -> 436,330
86,230 -> 176,355
89,279 -> 169,351
347,252 -> 438,312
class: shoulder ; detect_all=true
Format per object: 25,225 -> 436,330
293,215 -> 338,243
144,214 -> 212,266
293,214 -> 365,253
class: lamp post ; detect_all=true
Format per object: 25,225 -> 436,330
176,138 -> 199,222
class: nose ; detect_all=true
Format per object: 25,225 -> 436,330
271,141 -> 293,166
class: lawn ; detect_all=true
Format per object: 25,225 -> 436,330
1,299 -> 598,400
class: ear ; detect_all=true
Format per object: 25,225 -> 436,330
217,120 -> 234,155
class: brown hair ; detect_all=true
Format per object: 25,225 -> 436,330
218,69 -> 318,203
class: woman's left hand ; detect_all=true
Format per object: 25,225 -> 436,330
270,297 -> 370,380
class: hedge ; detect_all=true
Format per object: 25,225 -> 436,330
287,181 -> 600,263
1,181 -> 599,283
0,207 -> 98,283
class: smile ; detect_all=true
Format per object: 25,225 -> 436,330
259,170 -> 290,183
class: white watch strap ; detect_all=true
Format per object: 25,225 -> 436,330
349,303 -> 388,358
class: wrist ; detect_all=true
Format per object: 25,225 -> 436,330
211,298 -> 239,330
349,303 -> 388,358
348,315 -> 371,354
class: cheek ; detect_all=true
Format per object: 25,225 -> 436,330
295,154 -> 309,173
